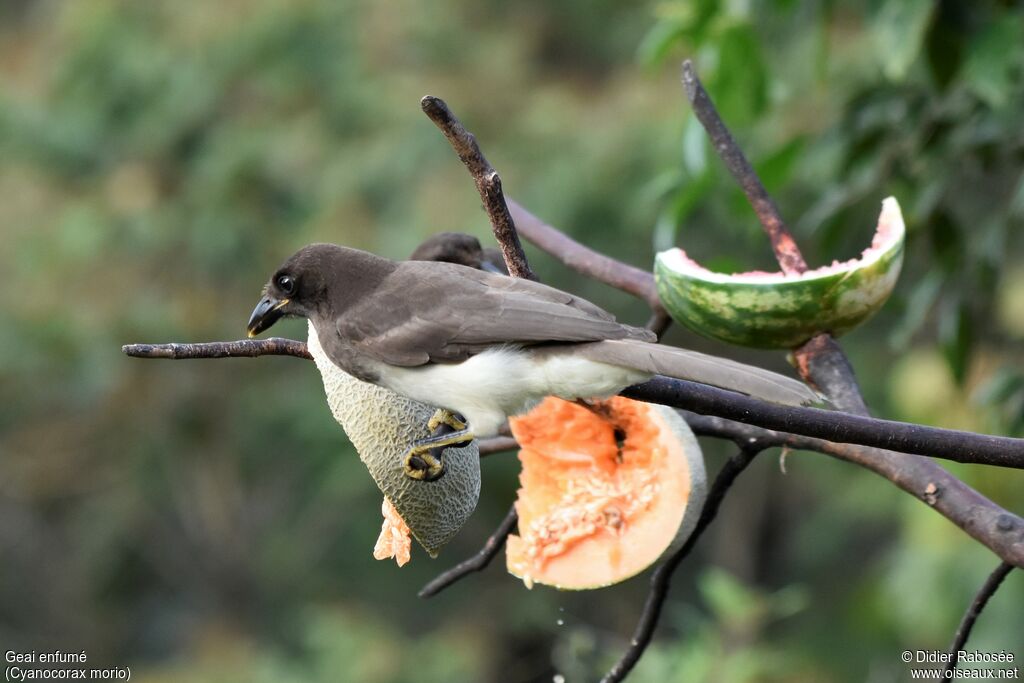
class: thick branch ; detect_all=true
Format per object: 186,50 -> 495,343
601,446 -> 763,683
684,413 -> 1024,568
418,505 -> 519,598
625,377 -> 1024,470
121,341 -> 1024,472
942,562 -> 1015,682
793,334 -> 870,415
421,96 -> 536,281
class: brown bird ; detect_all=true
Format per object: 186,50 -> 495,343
408,231 -> 508,274
247,243 -> 818,477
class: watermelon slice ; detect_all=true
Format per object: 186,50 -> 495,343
655,197 -> 905,349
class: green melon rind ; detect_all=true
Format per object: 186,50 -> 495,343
507,404 -> 707,590
306,321 -> 481,557
654,197 -> 906,349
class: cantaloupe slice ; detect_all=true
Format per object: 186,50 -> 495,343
506,397 -> 707,590
307,321 -> 481,559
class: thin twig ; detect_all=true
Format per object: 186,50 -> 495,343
601,446 -> 763,683
941,562 -> 1015,682
122,338 -> 311,360
421,96 -> 536,281
507,197 -> 664,311
419,505 -> 519,598
477,436 -> 519,456
644,310 -> 673,339
681,60 -> 807,275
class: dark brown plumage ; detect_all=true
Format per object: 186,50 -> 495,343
408,232 -> 508,274
248,243 -> 819,436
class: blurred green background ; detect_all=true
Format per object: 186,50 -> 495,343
1,0 -> 1023,681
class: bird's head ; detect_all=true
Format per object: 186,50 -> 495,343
408,232 -> 507,274
247,243 -> 345,337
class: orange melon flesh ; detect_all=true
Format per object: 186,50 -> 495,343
506,396 -> 706,590
374,497 -> 412,567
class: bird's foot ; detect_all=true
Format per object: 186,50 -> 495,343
402,425 -> 475,482
427,408 -> 468,433
403,447 -> 446,482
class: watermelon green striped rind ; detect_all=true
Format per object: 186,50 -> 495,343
654,197 -> 905,349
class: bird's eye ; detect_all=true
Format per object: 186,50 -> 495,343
276,274 -> 296,296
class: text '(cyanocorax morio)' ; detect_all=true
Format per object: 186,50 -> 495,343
247,243 -> 819,476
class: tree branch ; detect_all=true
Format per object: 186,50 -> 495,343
122,338 -> 311,360
418,504 -> 519,598
624,377 -> 1024,470
507,197 -> 664,312
681,60 -> 869,413
683,412 -> 1024,568
121,340 -> 1024,473
680,60 -> 1022,663
601,446 -> 763,683
681,60 -> 806,275
942,562 -> 1015,682
477,436 -> 519,456
421,96 -> 536,281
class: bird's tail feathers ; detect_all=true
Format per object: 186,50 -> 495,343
577,339 -> 821,407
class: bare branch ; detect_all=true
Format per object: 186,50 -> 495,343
419,505 -> 519,598
681,60 -> 869,412
644,310 -> 673,339
121,340 -> 1024,474
625,377 -> 1024,471
683,412 -> 1024,569
477,436 -> 519,456
793,333 -> 870,416
421,96 -> 536,281
942,562 -> 1015,682
681,60 -> 807,275
601,446 -> 763,683
507,197 -> 664,312
122,338 -> 311,360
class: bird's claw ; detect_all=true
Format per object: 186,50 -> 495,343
403,446 -> 446,482
402,415 -> 475,482
427,409 -> 467,433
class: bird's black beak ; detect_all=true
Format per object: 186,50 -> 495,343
247,295 -> 289,337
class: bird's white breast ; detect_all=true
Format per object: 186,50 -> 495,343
372,346 -> 650,437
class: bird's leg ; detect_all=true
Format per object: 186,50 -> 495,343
403,411 -> 473,482
427,408 -> 468,433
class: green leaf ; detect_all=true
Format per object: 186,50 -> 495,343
754,137 -> 806,194
889,268 -> 943,350
939,298 -> 972,385
699,568 -> 761,625
681,114 -> 707,176
870,0 -> 935,81
636,16 -> 688,68
961,15 -> 1024,109
710,22 -> 767,124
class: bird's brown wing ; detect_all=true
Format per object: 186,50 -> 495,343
336,261 -> 654,366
